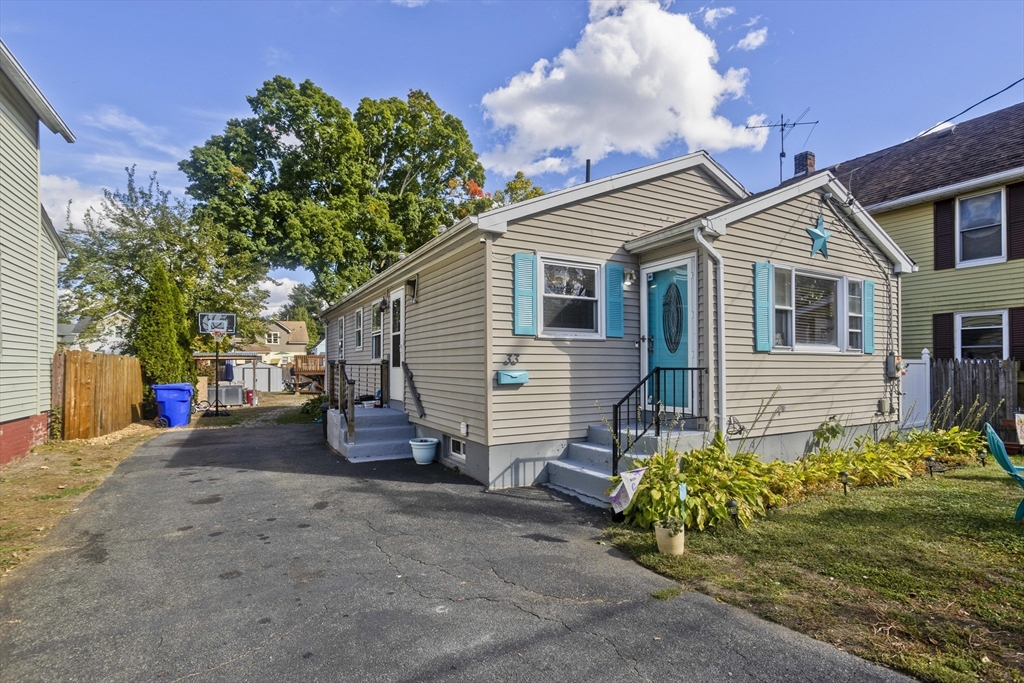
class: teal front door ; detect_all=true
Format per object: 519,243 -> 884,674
646,265 -> 689,409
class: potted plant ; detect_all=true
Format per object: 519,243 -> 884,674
654,516 -> 685,555
409,437 -> 439,465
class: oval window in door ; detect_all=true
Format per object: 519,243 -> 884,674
663,282 -> 683,354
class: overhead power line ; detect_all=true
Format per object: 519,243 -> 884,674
917,76 -> 1024,137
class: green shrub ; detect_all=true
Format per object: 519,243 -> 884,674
301,394 -> 329,415
608,451 -> 685,530
904,426 -> 984,466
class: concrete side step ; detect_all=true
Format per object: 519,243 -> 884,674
546,460 -> 613,507
340,438 -> 415,462
344,424 -> 416,443
567,441 -> 613,469
348,407 -> 411,428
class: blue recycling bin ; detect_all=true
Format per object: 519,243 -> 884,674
152,383 -> 194,428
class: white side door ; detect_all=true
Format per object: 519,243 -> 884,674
388,288 -> 405,404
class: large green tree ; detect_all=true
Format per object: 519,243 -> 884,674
179,78 -> 486,301
133,261 -> 192,386
59,168 -> 268,351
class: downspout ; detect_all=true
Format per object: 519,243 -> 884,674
694,223 -> 727,436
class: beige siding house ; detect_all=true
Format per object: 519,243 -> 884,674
0,40 -> 74,465
238,320 -> 310,365
322,152 -> 914,504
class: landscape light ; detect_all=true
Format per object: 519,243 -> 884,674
925,456 -> 936,477
839,471 -> 849,496
726,499 -> 739,528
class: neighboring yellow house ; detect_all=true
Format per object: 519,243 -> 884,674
236,320 -> 310,365
828,103 -> 1024,362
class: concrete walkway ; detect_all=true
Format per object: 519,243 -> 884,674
0,423 -> 911,682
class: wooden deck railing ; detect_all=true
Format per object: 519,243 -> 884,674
294,355 -> 325,375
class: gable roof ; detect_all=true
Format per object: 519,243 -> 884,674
272,320 -> 309,344
826,102 -> 1024,209
0,40 -> 74,143
322,151 -> 748,317
626,171 -> 917,274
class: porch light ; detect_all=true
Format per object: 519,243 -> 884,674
839,471 -> 849,496
726,499 -> 739,528
623,268 -> 638,286
379,293 -> 389,312
925,456 -> 936,477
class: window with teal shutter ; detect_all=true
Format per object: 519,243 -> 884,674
863,280 -> 875,354
605,264 -> 624,338
753,262 -> 773,351
513,253 -> 537,336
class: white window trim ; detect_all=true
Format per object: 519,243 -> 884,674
770,264 -> 865,355
536,252 -> 605,340
267,331 -> 280,345
847,279 -> 864,352
354,309 -> 363,350
338,318 -> 345,359
955,187 -> 1007,269
954,309 -> 1009,360
370,304 -> 382,360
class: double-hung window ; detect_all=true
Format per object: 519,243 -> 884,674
955,311 -> 1007,359
768,266 -> 870,353
354,309 -> 363,350
957,190 -> 1005,266
266,331 -> 280,345
371,304 -> 382,359
539,257 -> 601,337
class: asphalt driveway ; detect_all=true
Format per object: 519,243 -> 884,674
0,423 -> 911,682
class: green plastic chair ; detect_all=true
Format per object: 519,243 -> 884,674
982,423 -> 1024,527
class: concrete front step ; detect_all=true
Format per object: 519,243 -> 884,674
586,424 -> 707,455
545,459 -> 614,507
567,441 -> 613,469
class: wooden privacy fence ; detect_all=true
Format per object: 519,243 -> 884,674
930,358 -> 1020,437
58,350 -> 144,440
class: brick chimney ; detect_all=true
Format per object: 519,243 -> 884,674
794,151 -> 815,177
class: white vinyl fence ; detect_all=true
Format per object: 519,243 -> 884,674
901,349 -> 931,428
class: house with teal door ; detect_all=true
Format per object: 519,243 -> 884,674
321,151 -> 915,505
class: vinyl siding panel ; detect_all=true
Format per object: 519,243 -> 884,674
1,70 -> 47,422
714,193 -> 901,436
323,233 -> 488,441
490,167 -> 735,445
874,200 -> 1024,358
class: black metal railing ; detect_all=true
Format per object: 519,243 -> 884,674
611,367 -> 707,476
343,362 -> 386,403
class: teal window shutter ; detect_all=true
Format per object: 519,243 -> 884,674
863,280 -> 875,354
513,253 -> 537,336
605,264 -> 624,338
754,262 -> 773,352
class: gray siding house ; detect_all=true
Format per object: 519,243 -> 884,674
321,152 -> 914,505
0,40 -> 74,465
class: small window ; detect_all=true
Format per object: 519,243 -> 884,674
450,438 -> 466,459
773,267 -> 792,348
371,304 -> 382,360
354,309 -> 363,350
957,190 -> 1004,265
795,274 -> 838,347
266,331 -> 280,345
956,311 -> 1007,359
848,280 -> 863,351
338,318 -> 344,359
540,258 -> 600,336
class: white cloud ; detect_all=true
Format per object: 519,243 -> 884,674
733,27 -> 768,51
40,175 -> 106,232
261,278 -> 300,316
481,0 -> 767,175
743,15 -> 762,27
82,106 -> 183,158
391,0 -> 427,6
702,7 -> 735,27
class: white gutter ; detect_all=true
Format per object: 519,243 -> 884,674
693,223 -> 727,436
0,40 -> 75,142
864,167 -> 1024,214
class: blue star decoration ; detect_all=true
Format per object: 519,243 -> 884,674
806,214 -> 831,259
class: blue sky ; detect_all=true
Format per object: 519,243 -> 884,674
4,0 -> 1022,310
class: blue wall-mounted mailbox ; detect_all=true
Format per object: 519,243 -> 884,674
496,370 -> 529,385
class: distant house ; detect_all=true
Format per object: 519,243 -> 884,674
0,40 -> 75,465
828,103 -> 1024,362
80,310 -> 132,354
321,151 -> 913,503
236,320 -> 310,365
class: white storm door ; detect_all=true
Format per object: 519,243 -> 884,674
389,288 -> 405,403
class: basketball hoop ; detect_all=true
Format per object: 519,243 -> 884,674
210,329 -> 227,343
198,313 -> 236,418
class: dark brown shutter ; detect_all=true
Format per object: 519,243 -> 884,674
933,313 -> 954,359
1007,181 -> 1024,261
1010,307 -> 1024,361
933,199 -> 955,270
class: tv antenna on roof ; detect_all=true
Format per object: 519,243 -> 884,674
747,108 -> 819,184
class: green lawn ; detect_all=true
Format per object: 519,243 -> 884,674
608,460 -> 1024,683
